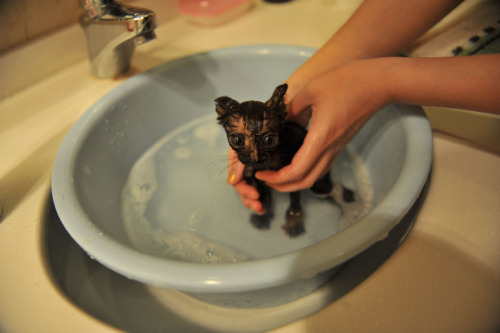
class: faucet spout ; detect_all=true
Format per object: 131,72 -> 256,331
79,0 -> 157,79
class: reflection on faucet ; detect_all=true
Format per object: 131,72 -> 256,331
79,0 -> 157,79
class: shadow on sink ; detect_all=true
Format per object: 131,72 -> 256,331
42,194 -> 217,333
41,182 -> 427,333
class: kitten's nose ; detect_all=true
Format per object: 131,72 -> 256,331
250,151 -> 258,162
250,147 -> 259,163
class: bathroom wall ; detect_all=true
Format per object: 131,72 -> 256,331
0,0 -> 81,54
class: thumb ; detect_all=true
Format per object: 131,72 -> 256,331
227,148 -> 245,184
287,87 -> 313,127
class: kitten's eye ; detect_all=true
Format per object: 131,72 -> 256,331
263,135 -> 277,147
230,135 -> 245,148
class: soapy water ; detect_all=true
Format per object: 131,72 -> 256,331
121,115 -> 372,263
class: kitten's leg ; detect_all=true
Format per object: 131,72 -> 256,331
283,191 -> 304,237
311,171 -> 355,203
311,171 -> 333,198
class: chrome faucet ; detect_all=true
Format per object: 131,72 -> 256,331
79,0 -> 157,79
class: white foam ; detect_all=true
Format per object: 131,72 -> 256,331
121,116 -> 250,263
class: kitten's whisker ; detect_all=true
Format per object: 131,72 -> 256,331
200,154 -> 229,179
220,158 -> 242,178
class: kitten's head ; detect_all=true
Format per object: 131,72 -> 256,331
215,84 -> 288,169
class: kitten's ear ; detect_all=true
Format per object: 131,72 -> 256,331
215,96 -> 240,121
266,83 -> 288,110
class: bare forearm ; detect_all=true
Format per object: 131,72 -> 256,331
385,54 -> 500,114
330,0 -> 463,60
287,0 -> 463,96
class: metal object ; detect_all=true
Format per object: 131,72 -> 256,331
79,0 -> 157,79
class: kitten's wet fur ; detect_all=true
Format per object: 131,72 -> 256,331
215,84 -> 354,237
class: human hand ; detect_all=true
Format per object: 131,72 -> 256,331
226,148 -> 266,214
256,58 -> 392,192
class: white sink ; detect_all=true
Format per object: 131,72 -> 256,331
1,0 -> 499,331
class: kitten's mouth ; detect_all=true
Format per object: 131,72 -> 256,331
245,162 -> 271,172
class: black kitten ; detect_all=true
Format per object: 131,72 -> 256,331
215,84 -> 353,237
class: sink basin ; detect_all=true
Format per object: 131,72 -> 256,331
51,45 -> 432,308
44,188 -> 426,332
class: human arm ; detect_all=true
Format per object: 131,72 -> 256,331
226,0 -> 464,212
256,54 -> 500,192
285,0 -> 463,100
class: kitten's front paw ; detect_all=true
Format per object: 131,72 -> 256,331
282,208 -> 305,237
250,213 -> 271,230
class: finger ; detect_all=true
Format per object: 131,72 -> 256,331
287,106 -> 312,128
288,84 -> 314,120
241,198 -> 265,214
233,181 -> 260,200
261,148 -> 340,193
227,148 -> 244,185
285,84 -> 313,127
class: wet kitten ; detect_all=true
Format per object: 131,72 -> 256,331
215,84 -> 353,237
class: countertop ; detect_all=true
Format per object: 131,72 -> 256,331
1,0 -> 500,332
